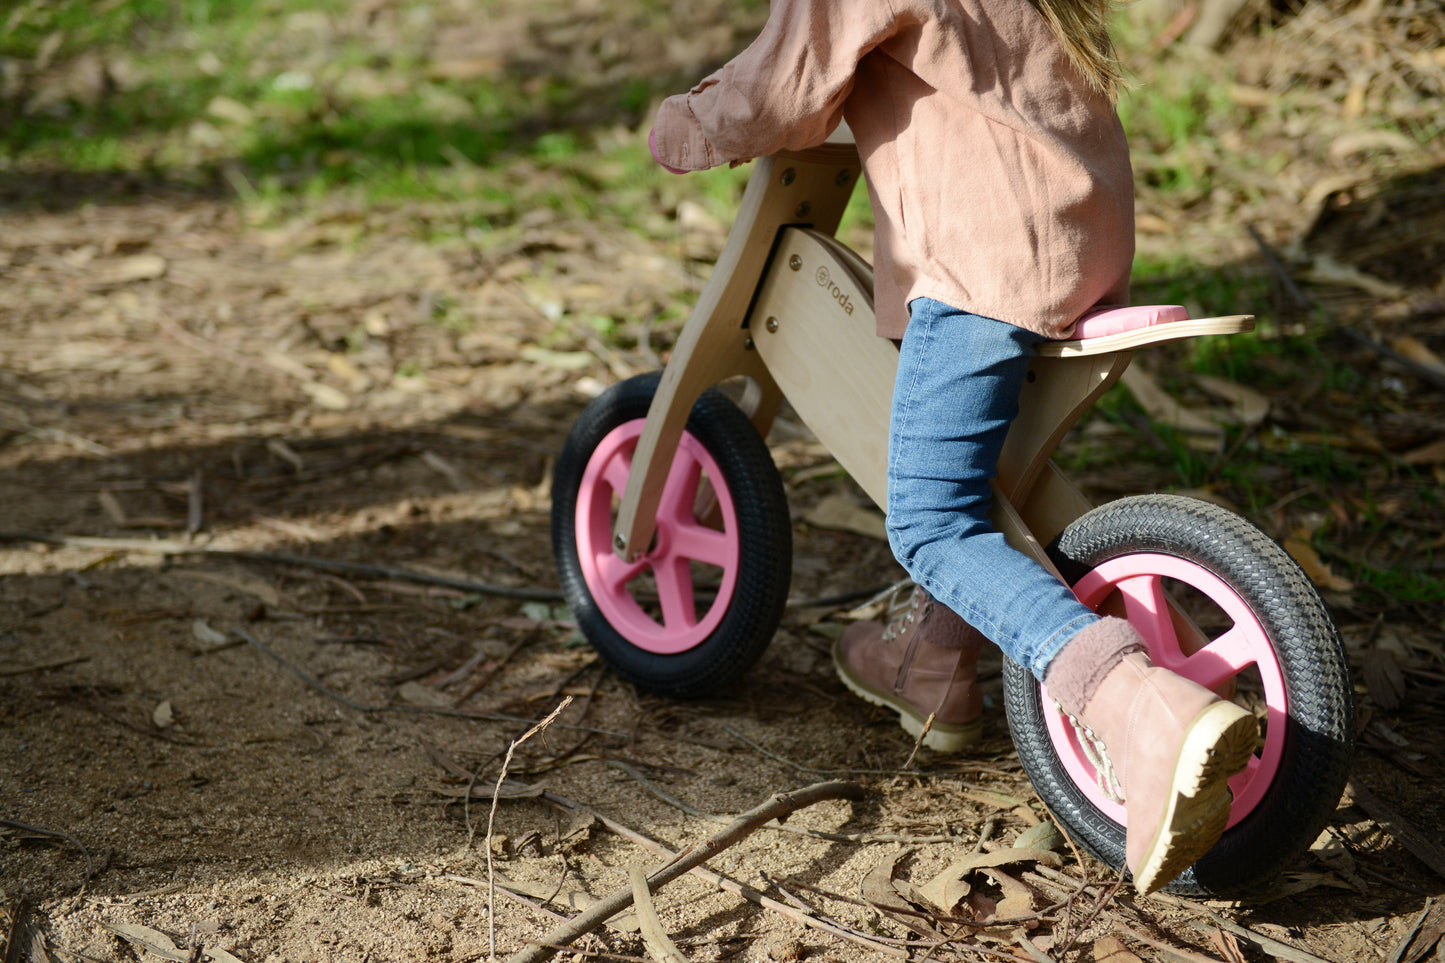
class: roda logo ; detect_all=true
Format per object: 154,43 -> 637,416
814,265 -> 854,315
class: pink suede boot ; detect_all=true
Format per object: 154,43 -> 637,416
832,588 -> 987,752
1046,618 -> 1258,894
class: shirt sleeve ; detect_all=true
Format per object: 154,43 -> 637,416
651,0 -> 901,171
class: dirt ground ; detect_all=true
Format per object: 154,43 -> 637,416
3,1 -> 1445,961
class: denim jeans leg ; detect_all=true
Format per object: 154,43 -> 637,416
886,299 -> 1098,680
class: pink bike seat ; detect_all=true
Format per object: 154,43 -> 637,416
1070,304 -> 1189,340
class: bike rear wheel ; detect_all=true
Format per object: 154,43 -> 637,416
1003,494 -> 1353,896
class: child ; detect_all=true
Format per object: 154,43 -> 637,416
649,0 -> 1258,893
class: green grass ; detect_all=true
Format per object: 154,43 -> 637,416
0,0 -> 713,234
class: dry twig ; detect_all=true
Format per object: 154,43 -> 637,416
0,819 -> 94,883
489,697 -> 574,961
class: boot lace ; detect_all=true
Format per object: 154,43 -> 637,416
881,586 -> 926,643
1058,703 -> 1125,804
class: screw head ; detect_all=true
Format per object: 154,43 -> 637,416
781,168 -> 797,186
765,316 -> 780,333
789,255 -> 803,271
613,533 -> 627,554
794,202 -> 811,218
836,169 -> 852,186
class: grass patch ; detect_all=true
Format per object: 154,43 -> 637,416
0,0 -> 717,229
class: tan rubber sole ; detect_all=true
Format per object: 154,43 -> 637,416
1132,700 -> 1258,894
831,643 -> 983,753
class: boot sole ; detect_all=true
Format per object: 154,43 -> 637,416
1132,700 -> 1258,894
831,643 -> 984,753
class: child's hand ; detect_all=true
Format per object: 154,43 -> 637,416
648,127 -> 689,174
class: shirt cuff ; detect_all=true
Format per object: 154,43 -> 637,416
651,94 -> 716,172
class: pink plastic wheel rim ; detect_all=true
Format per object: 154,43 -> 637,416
574,420 -> 742,655
1042,553 -> 1287,828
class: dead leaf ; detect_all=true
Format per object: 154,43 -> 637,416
1208,925 -> 1249,963
98,254 -> 168,285
101,922 -> 188,962
1391,336 -> 1445,370
915,848 -> 1062,915
1013,819 -> 1066,853
1120,366 -> 1223,437
803,493 -> 888,540
860,850 -> 942,938
1310,829 -> 1356,876
521,346 -> 594,370
191,619 -> 231,648
961,788 -> 1031,811
299,380 -> 351,410
1391,898 -> 1445,963
98,490 -> 128,525
207,95 -> 255,125
984,868 -> 1035,922
1303,255 -> 1407,299
3,898 -> 56,963
152,700 -> 174,728
1264,871 -> 1358,899
169,570 -> 283,608
1193,374 -> 1271,426
1362,648 -> 1407,710
1283,537 -> 1355,592
397,681 -> 453,709
1095,935 -> 1146,963
1402,439 -> 1445,466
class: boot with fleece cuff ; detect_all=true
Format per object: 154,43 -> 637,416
1045,617 -> 1259,893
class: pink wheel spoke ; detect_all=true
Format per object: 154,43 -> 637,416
668,520 -> 733,567
658,453 -> 705,526
593,547 -> 648,595
652,556 -> 699,630
1227,752 -> 1261,796
1116,574 -> 1181,659
1183,626 -> 1257,691
599,449 -> 634,497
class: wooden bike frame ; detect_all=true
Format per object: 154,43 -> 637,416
612,145 -> 1251,579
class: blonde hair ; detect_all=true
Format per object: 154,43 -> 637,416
1028,0 -> 1126,102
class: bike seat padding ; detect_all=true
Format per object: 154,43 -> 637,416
1070,304 -> 1190,340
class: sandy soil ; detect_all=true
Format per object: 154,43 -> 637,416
3,1 -> 1445,961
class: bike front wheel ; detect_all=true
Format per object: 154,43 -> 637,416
1003,494 -> 1353,897
551,372 -> 792,698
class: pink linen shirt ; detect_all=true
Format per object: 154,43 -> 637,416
650,0 -> 1135,340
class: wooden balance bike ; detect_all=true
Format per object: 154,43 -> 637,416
550,140 -> 1353,897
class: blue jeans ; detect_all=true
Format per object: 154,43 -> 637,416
886,298 -> 1099,680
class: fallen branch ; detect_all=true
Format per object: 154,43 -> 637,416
1153,893 -> 1336,963
606,760 -> 964,845
547,793 -> 916,957
0,531 -> 562,602
0,655 -> 89,677
0,531 -> 888,610
508,782 -> 871,963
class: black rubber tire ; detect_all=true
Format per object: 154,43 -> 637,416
1003,494 -> 1354,897
551,372 -> 792,698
